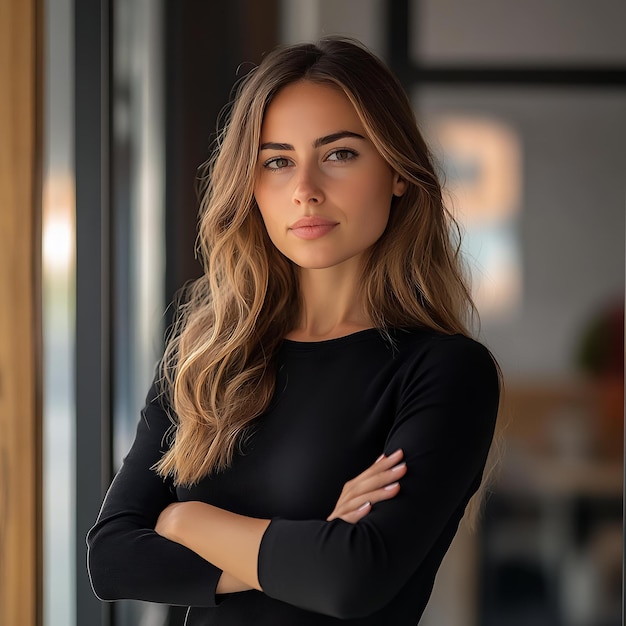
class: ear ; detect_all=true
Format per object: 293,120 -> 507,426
392,173 -> 407,197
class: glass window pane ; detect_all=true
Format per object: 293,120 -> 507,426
416,87 -> 626,377
415,85 -> 625,626
111,0 -> 166,623
43,0 -> 76,623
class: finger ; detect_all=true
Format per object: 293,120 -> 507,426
372,480 -> 401,503
326,450 -> 406,523
327,501 -> 371,523
341,501 -> 372,524
343,451 -> 404,490
382,448 -> 404,462
331,478 -> 402,519
341,461 -> 407,502
353,449 -> 403,481
365,449 -> 404,473
329,481 -> 402,523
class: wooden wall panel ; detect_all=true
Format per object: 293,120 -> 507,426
0,0 -> 42,624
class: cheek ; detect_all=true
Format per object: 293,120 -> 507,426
360,195 -> 393,246
368,208 -> 391,243
255,204 -> 284,252
254,182 -> 279,222
253,186 -> 270,223
256,205 -> 273,235
252,175 -> 269,209
360,181 -> 393,225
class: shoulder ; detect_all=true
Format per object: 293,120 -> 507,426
392,327 -> 495,364
391,328 -> 500,399
387,330 -> 500,448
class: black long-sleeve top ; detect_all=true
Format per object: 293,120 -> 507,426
87,327 -> 499,625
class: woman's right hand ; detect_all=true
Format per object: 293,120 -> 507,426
326,449 -> 407,524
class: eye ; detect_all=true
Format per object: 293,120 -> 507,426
263,157 -> 292,170
326,148 -> 358,162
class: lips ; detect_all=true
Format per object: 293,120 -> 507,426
289,216 -> 339,240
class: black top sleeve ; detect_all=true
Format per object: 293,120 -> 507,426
87,330 -> 499,623
257,335 -> 499,619
86,381 -> 223,607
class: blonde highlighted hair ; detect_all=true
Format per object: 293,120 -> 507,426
155,37 -> 484,488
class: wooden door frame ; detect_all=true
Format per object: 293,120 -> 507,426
0,0 -> 43,624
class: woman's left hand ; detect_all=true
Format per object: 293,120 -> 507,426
326,449 -> 407,524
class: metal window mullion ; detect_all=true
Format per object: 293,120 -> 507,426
74,0 -> 113,624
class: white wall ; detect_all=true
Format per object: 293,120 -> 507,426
280,0 -> 385,58
413,0 -> 626,65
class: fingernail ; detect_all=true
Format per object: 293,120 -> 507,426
358,501 -> 371,511
391,462 -> 406,472
384,482 -> 399,491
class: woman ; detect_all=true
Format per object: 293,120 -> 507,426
88,37 -> 500,625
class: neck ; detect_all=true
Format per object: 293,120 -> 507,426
287,262 -> 373,342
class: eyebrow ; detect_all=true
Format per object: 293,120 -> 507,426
259,130 -> 366,152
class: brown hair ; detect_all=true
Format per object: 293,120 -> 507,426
155,37 -> 479,487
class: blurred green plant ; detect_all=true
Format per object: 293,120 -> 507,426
576,300 -> 624,377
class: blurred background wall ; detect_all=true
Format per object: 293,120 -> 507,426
39,1 -> 624,625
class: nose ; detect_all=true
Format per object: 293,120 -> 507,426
291,165 -> 325,206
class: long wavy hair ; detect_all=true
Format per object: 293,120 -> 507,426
155,37 -> 481,487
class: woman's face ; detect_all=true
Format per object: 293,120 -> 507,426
253,80 -> 406,271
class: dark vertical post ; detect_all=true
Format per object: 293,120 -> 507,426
163,0 -> 280,320
386,0 -> 412,87
75,0 -> 112,624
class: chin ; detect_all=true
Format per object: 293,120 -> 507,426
292,255 -> 364,272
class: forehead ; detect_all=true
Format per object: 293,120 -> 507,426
260,80 -> 365,140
